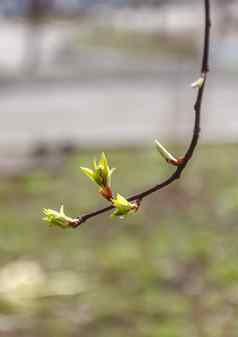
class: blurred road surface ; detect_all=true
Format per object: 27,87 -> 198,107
0,71 -> 237,153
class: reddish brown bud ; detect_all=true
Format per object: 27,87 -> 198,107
167,157 -> 185,166
99,186 -> 113,201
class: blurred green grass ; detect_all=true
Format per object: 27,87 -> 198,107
0,144 -> 238,337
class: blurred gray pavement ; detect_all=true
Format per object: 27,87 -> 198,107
0,15 -> 238,165
0,70 -> 237,154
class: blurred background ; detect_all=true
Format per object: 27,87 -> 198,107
0,0 -> 238,336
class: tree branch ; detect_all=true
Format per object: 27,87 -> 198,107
74,0 -> 211,227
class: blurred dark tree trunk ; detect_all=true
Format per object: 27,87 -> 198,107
25,0 -> 52,75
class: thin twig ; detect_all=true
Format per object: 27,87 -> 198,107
75,0 -> 211,227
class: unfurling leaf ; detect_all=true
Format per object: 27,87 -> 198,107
42,205 -> 77,229
112,194 -> 138,218
80,167 -> 95,182
80,153 -> 115,199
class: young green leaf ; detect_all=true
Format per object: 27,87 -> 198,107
80,167 -> 95,182
80,152 -> 115,188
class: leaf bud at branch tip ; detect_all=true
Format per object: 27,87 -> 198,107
80,152 -> 115,200
42,205 -> 78,229
154,139 -> 182,166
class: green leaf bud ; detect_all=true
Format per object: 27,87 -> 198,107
42,205 -> 76,229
